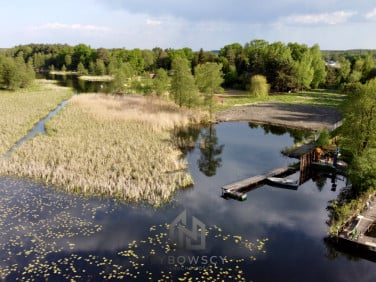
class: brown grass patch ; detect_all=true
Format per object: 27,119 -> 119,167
71,94 -> 200,131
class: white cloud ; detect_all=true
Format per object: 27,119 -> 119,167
31,22 -> 111,32
146,19 -> 162,26
365,8 -> 376,20
285,11 -> 356,25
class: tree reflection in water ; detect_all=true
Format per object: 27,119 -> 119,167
249,122 -> 313,143
197,125 -> 224,177
172,125 -> 201,154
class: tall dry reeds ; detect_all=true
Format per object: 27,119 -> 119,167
0,94 -> 198,206
70,94 -> 202,131
0,79 -> 72,155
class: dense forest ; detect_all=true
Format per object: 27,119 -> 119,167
1,40 -> 375,92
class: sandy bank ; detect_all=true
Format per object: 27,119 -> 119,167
216,102 -> 342,130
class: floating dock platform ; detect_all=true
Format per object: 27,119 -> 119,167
222,166 -> 297,200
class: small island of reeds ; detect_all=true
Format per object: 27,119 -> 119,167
0,94 -> 202,206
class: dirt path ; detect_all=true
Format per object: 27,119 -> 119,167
216,102 -> 342,130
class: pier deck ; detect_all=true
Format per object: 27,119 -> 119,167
223,166 -> 297,193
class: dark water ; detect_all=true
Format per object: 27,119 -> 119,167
1,121 -> 375,281
3,100 -> 69,158
40,73 -> 115,93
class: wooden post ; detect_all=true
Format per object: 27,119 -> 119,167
299,151 -> 313,185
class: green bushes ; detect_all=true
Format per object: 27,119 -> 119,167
249,75 -> 269,97
0,55 -> 35,90
327,188 -> 375,236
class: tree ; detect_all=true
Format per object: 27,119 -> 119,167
194,62 -> 224,119
0,55 -> 34,90
142,49 -> 156,71
73,43 -> 93,70
362,52 -> 375,81
310,44 -> 326,88
153,68 -> 169,96
348,148 -> 376,192
341,78 -> 376,157
249,75 -> 269,97
112,62 -> 134,94
0,57 -> 21,89
295,52 -> 314,91
77,62 -> 88,75
245,39 -> 269,75
95,59 -> 106,75
64,54 -> 72,69
264,42 -> 294,91
336,57 -> 351,85
170,57 -> 198,108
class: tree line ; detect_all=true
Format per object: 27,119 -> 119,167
1,41 -> 376,92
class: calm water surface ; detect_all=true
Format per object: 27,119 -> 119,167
1,121 -> 375,281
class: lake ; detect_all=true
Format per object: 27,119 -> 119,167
0,76 -> 375,281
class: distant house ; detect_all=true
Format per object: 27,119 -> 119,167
326,60 -> 341,68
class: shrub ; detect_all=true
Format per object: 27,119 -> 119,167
249,75 -> 269,97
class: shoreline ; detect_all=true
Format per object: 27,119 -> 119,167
215,102 -> 343,131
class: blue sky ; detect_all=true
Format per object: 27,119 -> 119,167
1,0 -> 376,50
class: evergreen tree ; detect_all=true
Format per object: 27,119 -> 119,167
95,59 -> 106,75
0,56 -> 34,90
195,62 -> 224,119
77,62 -> 88,75
153,68 -> 169,96
170,57 -> 198,108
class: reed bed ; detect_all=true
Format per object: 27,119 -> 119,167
0,94 -> 199,206
0,79 -> 72,155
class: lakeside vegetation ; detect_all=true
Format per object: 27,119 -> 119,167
327,78 -> 376,235
1,40 -> 376,220
0,94 -> 202,206
0,80 -> 72,155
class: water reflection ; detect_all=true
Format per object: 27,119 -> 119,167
1,115 -> 375,280
249,122 -> 313,143
197,125 -> 224,177
172,125 -> 201,154
38,73 -> 114,93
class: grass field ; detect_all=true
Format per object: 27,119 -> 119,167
214,89 -> 346,112
0,79 -> 73,155
0,94 -> 198,206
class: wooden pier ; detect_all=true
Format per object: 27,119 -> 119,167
222,166 -> 297,200
337,196 -> 376,252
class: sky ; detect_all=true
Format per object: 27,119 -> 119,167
1,0 -> 376,50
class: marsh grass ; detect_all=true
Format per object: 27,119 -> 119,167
0,79 -> 72,155
71,94 -> 197,131
0,94 -> 200,206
